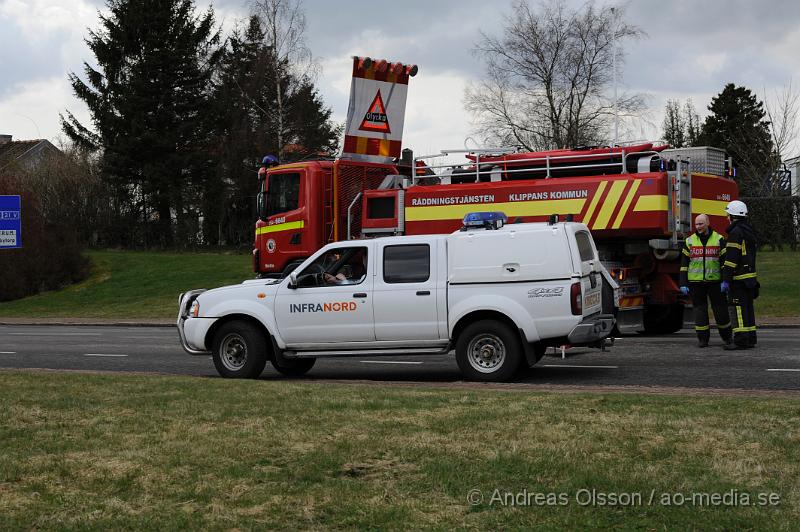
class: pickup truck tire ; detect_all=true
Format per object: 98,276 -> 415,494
456,320 -> 522,381
271,355 -> 316,377
211,321 -> 268,379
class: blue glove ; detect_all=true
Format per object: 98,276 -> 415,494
680,286 -> 690,296
720,281 -> 730,293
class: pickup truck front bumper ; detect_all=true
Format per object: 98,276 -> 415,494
567,313 -> 615,344
177,290 -> 212,355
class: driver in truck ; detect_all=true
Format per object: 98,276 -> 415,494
324,249 -> 367,284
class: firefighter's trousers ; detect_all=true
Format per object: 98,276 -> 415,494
690,282 -> 731,343
728,282 -> 757,347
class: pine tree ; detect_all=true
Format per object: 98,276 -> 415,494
697,83 -> 774,196
61,0 -> 221,247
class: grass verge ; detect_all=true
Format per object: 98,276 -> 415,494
0,250 -> 251,319
756,250 -> 800,317
0,371 -> 798,529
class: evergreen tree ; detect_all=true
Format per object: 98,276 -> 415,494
205,14 -> 338,245
61,0 -> 221,247
697,83 -> 774,196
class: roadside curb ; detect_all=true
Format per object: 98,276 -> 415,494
0,320 -> 175,327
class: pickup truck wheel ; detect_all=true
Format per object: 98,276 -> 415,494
211,321 -> 268,379
271,355 -> 316,377
456,320 -> 521,381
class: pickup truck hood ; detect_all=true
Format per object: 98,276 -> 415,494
197,278 -> 281,308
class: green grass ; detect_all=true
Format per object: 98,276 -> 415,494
756,250 -> 800,317
0,371 -> 797,529
0,250 -> 251,319
0,249 -> 797,319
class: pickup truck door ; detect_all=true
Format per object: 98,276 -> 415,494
573,229 -> 603,316
373,240 -> 441,341
274,244 -> 375,344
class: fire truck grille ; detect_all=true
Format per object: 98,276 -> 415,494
336,162 -> 391,240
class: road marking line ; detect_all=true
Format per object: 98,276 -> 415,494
0,351 -> 17,354
766,368 -> 800,372
83,354 -> 128,357
359,360 -> 424,365
9,333 -> 102,336
543,364 -> 618,369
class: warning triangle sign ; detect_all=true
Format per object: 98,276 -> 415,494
359,90 -> 391,133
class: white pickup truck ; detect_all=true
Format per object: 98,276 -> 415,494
178,216 -> 615,381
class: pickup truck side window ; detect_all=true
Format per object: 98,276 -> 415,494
266,172 -> 300,217
575,231 -> 595,262
383,244 -> 430,283
295,246 -> 367,287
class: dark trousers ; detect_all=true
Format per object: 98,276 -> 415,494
690,282 -> 732,343
728,282 -> 757,347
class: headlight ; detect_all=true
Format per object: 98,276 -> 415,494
189,300 -> 200,317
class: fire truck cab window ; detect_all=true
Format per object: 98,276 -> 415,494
383,244 -> 430,283
266,172 -> 300,217
575,231 -> 595,262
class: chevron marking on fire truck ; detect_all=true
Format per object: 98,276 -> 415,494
592,180 -> 628,230
581,181 -> 607,226
611,179 -> 642,229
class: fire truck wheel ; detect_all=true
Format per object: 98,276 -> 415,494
456,320 -> 521,382
272,355 -> 316,377
211,321 -> 268,378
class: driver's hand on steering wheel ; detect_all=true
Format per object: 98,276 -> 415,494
323,272 -> 337,283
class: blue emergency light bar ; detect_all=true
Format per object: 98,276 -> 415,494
461,211 -> 508,230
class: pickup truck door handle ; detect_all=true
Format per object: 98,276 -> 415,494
353,293 -> 367,298
416,290 -> 430,296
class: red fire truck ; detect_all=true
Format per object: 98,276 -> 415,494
253,57 -> 738,334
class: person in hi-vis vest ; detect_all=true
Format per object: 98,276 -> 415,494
679,214 -> 733,347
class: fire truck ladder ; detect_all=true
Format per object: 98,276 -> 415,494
323,173 -> 334,243
667,157 -> 692,246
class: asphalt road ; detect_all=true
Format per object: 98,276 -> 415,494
0,325 -> 798,390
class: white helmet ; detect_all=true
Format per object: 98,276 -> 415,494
725,200 -> 748,217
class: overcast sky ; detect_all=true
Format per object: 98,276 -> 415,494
2,0 -> 799,157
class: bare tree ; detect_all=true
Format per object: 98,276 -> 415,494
250,0 -> 316,160
762,81 -> 800,194
466,0 -> 643,150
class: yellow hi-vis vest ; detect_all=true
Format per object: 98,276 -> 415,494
686,231 -> 723,281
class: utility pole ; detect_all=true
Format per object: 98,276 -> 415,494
612,6 -> 618,146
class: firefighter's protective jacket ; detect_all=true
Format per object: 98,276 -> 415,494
722,219 -> 758,287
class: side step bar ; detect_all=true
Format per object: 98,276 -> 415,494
282,346 -> 451,358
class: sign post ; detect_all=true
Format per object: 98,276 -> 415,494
0,195 -> 22,249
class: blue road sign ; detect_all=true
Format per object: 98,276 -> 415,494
0,195 -> 22,249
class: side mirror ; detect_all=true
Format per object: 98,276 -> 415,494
288,272 -> 298,289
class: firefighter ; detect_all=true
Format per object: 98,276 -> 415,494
679,214 -> 732,347
721,200 -> 759,350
